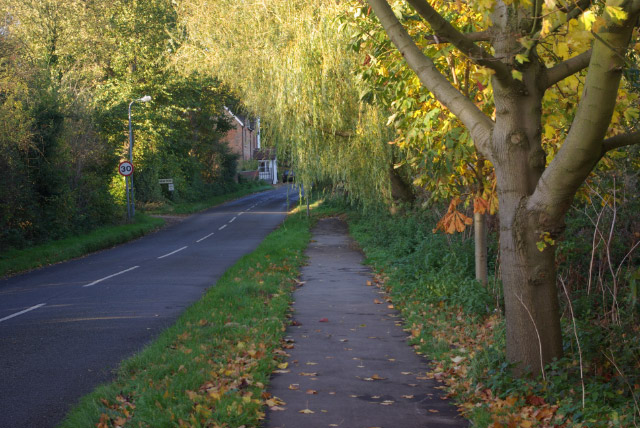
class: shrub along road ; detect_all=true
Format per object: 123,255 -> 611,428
0,185 -> 299,428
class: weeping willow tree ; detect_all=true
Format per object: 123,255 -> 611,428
175,0 -> 412,204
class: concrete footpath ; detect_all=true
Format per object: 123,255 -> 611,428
264,217 -> 468,428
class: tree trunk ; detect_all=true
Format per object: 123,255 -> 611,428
389,166 -> 415,203
474,211 -> 488,286
491,59 -> 564,374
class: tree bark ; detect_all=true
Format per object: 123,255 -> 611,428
389,166 -> 415,203
474,211 -> 488,286
489,54 -> 564,373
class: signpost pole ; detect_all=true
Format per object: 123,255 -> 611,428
125,176 -> 131,221
128,102 -> 135,220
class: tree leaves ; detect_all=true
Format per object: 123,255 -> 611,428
435,197 -> 473,234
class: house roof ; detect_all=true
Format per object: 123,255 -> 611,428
253,148 -> 276,160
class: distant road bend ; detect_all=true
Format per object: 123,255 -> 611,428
0,185 -> 300,428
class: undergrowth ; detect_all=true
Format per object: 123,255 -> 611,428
341,199 -> 640,428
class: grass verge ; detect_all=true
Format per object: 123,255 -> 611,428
58,207 -> 314,428
146,182 -> 273,215
0,214 -> 164,278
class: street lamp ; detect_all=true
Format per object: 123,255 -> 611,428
126,95 -> 151,221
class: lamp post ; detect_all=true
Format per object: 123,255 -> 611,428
126,95 -> 151,221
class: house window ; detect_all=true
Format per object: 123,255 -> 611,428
259,161 -> 270,173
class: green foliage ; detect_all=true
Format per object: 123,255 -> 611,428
345,201 -> 493,317
0,0 -> 240,252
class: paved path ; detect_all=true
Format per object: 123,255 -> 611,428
265,217 -> 468,428
0,185 -> 299,428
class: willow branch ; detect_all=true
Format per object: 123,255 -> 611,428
544,49 -> 592,88
367,0 -> 494,159
406,0 -> 512,83
601,130 -> 640,155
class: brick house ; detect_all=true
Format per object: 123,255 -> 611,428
222,107 -> 259,161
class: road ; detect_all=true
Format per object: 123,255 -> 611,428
0,185 -> 299,428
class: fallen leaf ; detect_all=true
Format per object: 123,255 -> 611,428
299,409 -> 315,414
299,372 -> 318,376
401,395 -> 414,399
306,389 -> 317,395
306,362 -> 318,365
387,304 -> 394,309
278,362 -> 289,369
401,372 -> 412,375
319,318 -> 329,322
380,400 -> 394,405
288,384 -> 300,390
373,299 -> 382,304
428,409 -> 439,413
114,416 -> 127,426
270,406 -> 286,411
273,370 -> 290,374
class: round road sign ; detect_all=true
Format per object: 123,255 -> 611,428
118,161 -> 134,176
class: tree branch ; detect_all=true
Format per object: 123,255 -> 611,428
406,0 -> 512,83
601,130 -> 640,155
528,14 -> 638,222
367,0 -> 494,160
424,31 -> 491,45
544,49 -> 592,88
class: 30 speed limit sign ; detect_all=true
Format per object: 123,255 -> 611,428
118,161 -> 134,176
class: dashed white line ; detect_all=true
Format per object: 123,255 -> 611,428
157,246 -> 188,259
0,303 -> 46,323
238,212 -> 245,216
229,216 -> 237,223
83,266 -> 140,287
196,233 -> 214,243
218,224 -> 227,231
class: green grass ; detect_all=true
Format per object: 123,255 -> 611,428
58,207 -> 315,428
0,214 -> 165,278
147,182 -> 273,215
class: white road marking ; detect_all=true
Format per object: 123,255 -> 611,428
0,303 -> 46,323
238,212 -> 245,216
157,246 -> 188,259
83,266 -> 140,287
218,224 -> 227,231
229,216 -> 237,223
196,233 -> 214,243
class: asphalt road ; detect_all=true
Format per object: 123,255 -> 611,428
0,185 -> 300,428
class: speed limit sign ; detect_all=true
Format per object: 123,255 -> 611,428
118,161 -> 134,176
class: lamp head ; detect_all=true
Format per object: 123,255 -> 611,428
139,95 -> 152,102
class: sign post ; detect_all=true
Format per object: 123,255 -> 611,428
119,161 -> 134,220
159,178 -> 174,199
